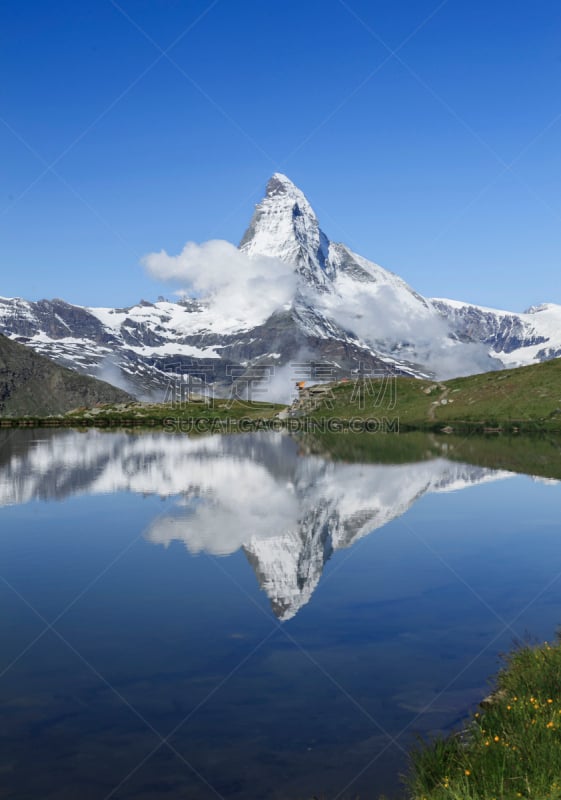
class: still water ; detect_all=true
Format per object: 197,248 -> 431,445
0,429 -> 560,799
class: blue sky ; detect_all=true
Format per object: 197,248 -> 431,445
2,0 -> 561,310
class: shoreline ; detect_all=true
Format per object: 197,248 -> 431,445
407,637 -> 561,800
1,414 -> 560,435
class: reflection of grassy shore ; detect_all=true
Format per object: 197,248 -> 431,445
407,638 -> 561,800
301,431 -> 561,481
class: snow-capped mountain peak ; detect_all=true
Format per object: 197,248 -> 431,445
240,173 -> 332,289
265,172 -> 309,201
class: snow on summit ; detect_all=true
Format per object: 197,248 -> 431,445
240,172 -> 331,288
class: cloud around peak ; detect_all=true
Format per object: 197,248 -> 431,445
142,239 -> 297,325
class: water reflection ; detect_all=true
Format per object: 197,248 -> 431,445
0,430 -> 517,619
1,430 -> 561,799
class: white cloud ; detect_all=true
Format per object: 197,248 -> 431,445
142,239 -> 297,326
315,281 -> 499,380
142,240 -> 498,380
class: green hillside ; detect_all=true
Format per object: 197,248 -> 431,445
304,357 -> 561,432
0,334 -> 132,416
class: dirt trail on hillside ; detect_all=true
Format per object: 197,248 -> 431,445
427,385 -> 451,422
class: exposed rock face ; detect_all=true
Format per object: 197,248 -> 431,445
431,299 -> 561,365
240,173 -> 335,289
1,174 -> 560,398
0,297 -> 109,341
0,333 -> 132,415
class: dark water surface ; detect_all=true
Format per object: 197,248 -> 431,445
0,429 -> 560,799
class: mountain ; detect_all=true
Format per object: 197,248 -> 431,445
0,333 -> 132,416
431,299 -> 561,366
1,173 -> 560,398
0,429 -> 514,619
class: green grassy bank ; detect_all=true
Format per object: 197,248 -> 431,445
407,637 -> 561,800
305,357 -> 561,433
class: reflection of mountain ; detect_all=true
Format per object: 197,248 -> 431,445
0,430 -> 514,619
240,459 -> 511,619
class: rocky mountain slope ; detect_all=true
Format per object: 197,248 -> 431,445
0,333 -> 131,416
1,174 -> 560,399
432,299 -> 561,365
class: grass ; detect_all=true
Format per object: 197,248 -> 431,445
0,397 -> 285,428
64,397 -> 285,422
407,637 -> 561,800
305,358 -> 561,432
434,358 -> 561,430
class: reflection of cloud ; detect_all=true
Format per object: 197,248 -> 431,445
147,458 -> 299,555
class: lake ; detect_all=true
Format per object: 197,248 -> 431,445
0,429 -> 560,799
